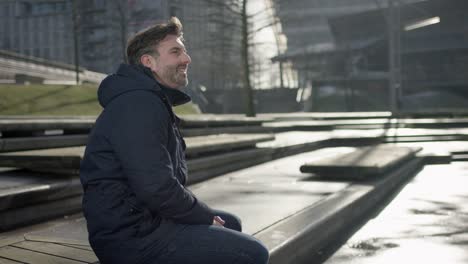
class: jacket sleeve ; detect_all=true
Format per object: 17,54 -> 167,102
108,91 -> 215,225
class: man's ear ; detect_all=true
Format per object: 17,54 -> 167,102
140,54 -> 155,69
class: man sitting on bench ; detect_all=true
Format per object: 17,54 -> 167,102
79,17 -> 269,264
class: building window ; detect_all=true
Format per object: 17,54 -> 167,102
94,0 -> 105,9
30,1 -> 68,16
16,2 -> 32,16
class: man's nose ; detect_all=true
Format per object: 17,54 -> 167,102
182,52 -> 191,64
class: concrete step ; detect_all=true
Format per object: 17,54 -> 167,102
0,118 -> 95,137
181,125 -> 275,137
300,145 -> 421,179
184,133 -> 274,158
259,112 -> 392,121
0,170 -> 81,212
0,116 -> 273,138
0,133 -> 274,171
388,141 -> 468,163
0,146 -> 425,264
261,111 -> 466,121
180,115 -> 272,128
187,148 -> 275,184
0,126 -> 275,150
0,168 -> 82,231
0,130 -> 457,231
0,135 -> 88,152
263,118 -> 468,131
0,131 -> 370,231
0,195 -> 82,232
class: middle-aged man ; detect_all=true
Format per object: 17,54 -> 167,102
80,17 -> 269,264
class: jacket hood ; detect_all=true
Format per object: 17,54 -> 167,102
98,64 -> 191,108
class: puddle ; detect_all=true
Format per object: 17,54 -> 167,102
349,238 -> 399,252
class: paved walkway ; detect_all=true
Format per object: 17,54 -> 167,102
326,161 -> 468,264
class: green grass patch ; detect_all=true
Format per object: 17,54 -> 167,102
0,84 -> 200,116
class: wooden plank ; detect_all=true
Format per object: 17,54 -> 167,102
24,218 -> 89,247
0,246 -> 86,264
13,241 -> 98,263
59,244 -> 92,252
300,145 -> 420,179
0,235 -> 25,249
0,257 -> 23,264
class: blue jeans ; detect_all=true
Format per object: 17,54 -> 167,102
152,210 -> 269,264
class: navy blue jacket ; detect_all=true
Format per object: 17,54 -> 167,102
80,64 -> 215,264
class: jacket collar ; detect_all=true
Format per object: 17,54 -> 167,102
117,64 -> 191,107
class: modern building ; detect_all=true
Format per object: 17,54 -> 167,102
0,1 -> 74,65
270,0 -> 425,110
273,0 -> 468,112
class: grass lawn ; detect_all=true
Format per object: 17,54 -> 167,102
0,84 -> 200,116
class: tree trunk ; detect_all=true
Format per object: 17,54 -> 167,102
241,0 -> 256,117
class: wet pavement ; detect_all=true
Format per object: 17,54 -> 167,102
325,162 -> 468,264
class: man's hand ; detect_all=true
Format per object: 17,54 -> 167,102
212,216 -> 225,226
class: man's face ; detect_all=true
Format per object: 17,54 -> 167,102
148,34 -> 191,89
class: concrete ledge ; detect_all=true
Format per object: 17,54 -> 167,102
188,149 -> 273,184
0,134 -> 274,171
299,145 -> 420,179
0,171 -> 81,212
0,119 -> 95,134
181,126 -> 274,137
0,135 -> 88,152
256,157 -> 424,264
0,195 -> 82,231
259,112 -> 392,121
185,133 -> 274,157
180,115 -> 270,128
263,118 -> 468,131
187,148 -> 274,184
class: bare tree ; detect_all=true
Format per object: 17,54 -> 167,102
200,0 -> 276,116
241,0 -> 256,116
71,0 -> 80,84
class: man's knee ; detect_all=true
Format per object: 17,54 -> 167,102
253,242 -> 269,264
241,238 -> 269,264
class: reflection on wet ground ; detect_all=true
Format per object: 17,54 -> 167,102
326,162 -> 468,264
